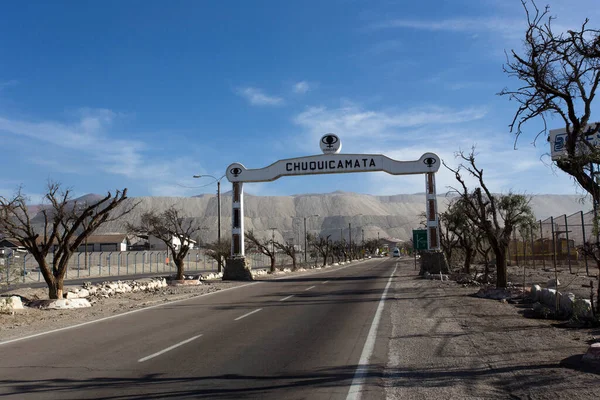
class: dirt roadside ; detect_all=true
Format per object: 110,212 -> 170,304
384,259 -> 600,400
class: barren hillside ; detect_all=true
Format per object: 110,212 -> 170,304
86,192 -> 591,244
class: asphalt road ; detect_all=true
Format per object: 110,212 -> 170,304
0,257 -> 398,400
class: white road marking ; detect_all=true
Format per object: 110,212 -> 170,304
322,280 -> 330,284
279,295 -> 294,302
346,264 -> 398,400
138,334 -> 202,363
304,285 -> 316,291
0,281 -> 260,347
235,308 -> 262,321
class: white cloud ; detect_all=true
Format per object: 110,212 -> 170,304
371,17 -> 523,39
236,87 -> 284,106
293,103 -> 488,147
0,109 -> 205,195
293,81 -> 311,94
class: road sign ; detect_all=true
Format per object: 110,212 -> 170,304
412,229 -> 428,250
549,123 -> 600,161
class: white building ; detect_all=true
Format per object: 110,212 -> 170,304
148,235 -> 196,251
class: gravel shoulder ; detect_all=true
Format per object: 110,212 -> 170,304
385,259 -> 600,400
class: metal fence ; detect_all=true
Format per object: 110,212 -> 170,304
0,249 -> 317,286
509,210 -> 597,276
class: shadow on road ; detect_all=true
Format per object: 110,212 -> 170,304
0,361 -> 577,399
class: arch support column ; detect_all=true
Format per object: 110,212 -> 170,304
223,182 -> 253,280
425,172 -> 440,250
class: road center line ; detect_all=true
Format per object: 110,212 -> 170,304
138,334 -> 202,363
304,285 -> 316,291
235,308 -> 262,321
346,264 -> 398,400
322,280 -> 330,284
279,295 -> 294,302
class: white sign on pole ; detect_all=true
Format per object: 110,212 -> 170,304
549,123 -> 600,161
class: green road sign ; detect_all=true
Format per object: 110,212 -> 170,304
412,229 -> 428,250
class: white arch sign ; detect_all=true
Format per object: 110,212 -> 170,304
223,134 -> 441,279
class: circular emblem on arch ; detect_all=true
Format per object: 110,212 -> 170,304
320,133 -> 342,154
423,157 -> 437,168
230,167 -> 243,177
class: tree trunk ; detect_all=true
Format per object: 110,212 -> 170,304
464,247 -> 473,274
175,258 -> 185,280
494,247 -> 508,288
48,278 -> 64,299
270,256 -> 276,273
217,258 -> 222,274
292,255 -> 297,271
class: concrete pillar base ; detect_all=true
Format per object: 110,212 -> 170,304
223,257 -> 254,281
419,250 -> 450,275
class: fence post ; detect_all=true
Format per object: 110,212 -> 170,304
22,254 -> 27,283
77,253 -> 81,278
143,252 -> 146,274
539,220 -> 546,269
551,217 -> 557,271
564,214 -> 572,274
99,252 -> 103,276
531,224 -> 535,268
117,252 -> 121,276
581,210 -> 590,276
513,230 -> 519,268
108,252 -> 113,276
134,252 -> 137,275
6,255 -> 10,284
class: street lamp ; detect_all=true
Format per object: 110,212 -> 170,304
193,174 -> 226,271
304,215 -> 319,263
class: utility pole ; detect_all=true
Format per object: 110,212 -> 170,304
193,174 -> 226,271
349,222 -> 352,260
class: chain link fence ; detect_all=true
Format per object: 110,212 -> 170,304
509,210 -> 597,276
1,248 -> 318,286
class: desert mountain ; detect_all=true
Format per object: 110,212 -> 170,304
80,192 -> 592,245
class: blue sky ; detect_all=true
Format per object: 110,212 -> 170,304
1,0 -> 598,201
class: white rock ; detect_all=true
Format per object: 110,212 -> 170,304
47,298 -> 92,309
547,278 -> 560,288
573,298 -> 593,319
530,284 -> 542,302
582,343 -> 600,364
559,292 -> 576,314
0,296 -> 24,312
64,292 -> 79,299
77,289 -> 90,298
541,288 -> 557,307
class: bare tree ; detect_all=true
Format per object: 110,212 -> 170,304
127,206 -> 204,281
204,238 -> 231,273
0,183 -> 134,299
363,238 -> 379,256
274,240 -> 298,271
577,242 -> 599,314
443,198 -> 479,274
499,0 -> 600,200
445,149 -> 536,288
308,233 -> 331,267
438,209 -> 460,266
245,230 -> 276,273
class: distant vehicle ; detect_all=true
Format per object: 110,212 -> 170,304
392,247 -> 400,257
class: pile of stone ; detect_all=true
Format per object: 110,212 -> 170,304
0,296 -> 24,314
25,277 -> 170,310
529,279 -> 593,320
80,277 -> 169,298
